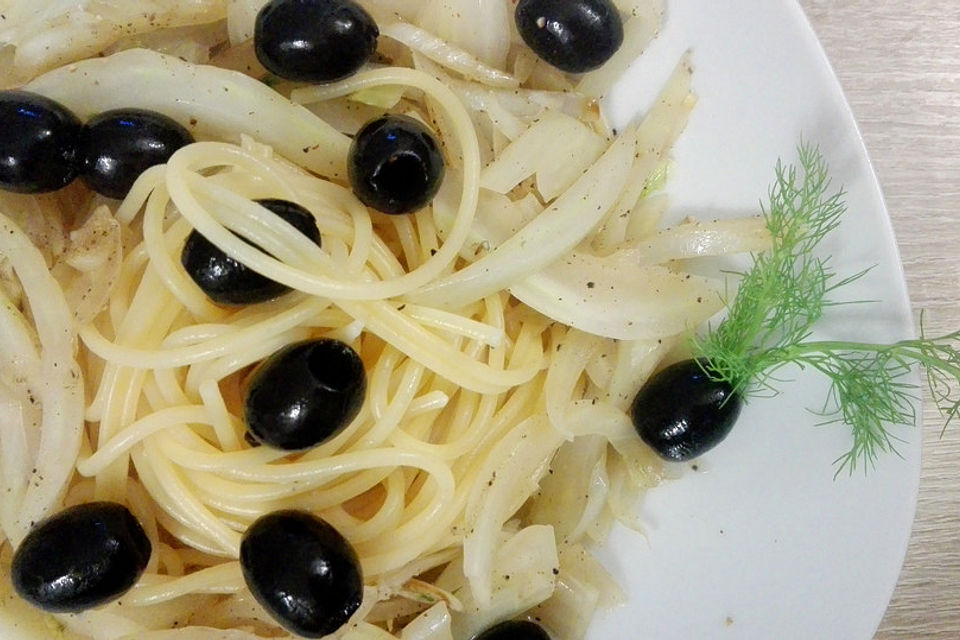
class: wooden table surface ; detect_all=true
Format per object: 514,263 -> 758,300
797,2 -> 960,637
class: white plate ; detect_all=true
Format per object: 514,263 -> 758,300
593,1 -> 920,639
0,2 -> 919,640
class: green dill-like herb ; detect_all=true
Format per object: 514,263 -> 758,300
693,142 -> 960,474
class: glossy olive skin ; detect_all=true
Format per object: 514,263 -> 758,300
630,358 -> 743,462
11,502 -> 151,613
244,338 -> 366,450
240,510 -> 363,637
0,91 -> 81,193
475,620 -> 552,640
79,108 -> 193,199
348,115 -> 445,215
181,198 -> 320,305
255,0 -> 379,83
515,0 -> 624,73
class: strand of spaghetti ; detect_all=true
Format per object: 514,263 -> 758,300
182,326 -> 314,395
212,153 -> 381,275
0,213 -> 83,542
391,214 -> 421,270
390,387 -> 500,461
95,270 -> 182,500
77,406 -> 210,477
141,184 -> 227,323
402,303 -> 505,347
161,324 -> 231,347
367,344 -> 406,422
338,299 -> 538,394
152,509 -> 227,558
199,380 -> 243,452
407,390 -> 450,416
182,464 -> 392,510
192,168 -> 407,288
152,368 -> 193,409
360,355 -> 425,448
127,563 -> 245,606
414,207 -> 442,264
156,543 -> 185,576
362,471 -> 457,551
324,470 -> 406,543
168,66 -> 481,300
115,164 -> 165,225
166,441 -> 456,487
80,296 -> 329,368
133,437 -> 242,555
108,243 -> 148,334
188,174 -> 332,267
125,479 -> 163,574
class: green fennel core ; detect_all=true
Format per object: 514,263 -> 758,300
693,143 -> 960,473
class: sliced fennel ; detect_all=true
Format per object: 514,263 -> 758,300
479,110 -> 607,201
410,128 -> 637,310
454,525 -> 559,639
511,252 -> 724,340
381,22 -> 518,89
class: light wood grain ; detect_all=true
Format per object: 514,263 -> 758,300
799,2 -> 960,638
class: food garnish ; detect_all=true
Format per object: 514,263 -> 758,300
633,143 -> 958,473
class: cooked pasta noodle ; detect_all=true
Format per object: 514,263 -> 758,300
0,2 -> 774,639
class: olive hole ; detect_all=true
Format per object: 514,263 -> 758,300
374,153 -> 428,201
308,344 -> 358,393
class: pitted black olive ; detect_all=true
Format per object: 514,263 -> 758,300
475,620 -> 553,640
240,510 -> 363,638
348,114 -> 445,215
244,338 -> 366,450
515,0 -> 624,73
630,358 -> 743,462
180,198 -> 320,305
0,90 -> 81,193
79,108 -> 193,199
11,501 -> 151,613
254,0 -> 379,83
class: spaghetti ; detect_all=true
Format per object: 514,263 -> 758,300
0,1 -> 772,638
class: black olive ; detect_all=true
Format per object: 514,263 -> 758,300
0,90 -> 81,194
240,510 -> 363,638
475,620 -> 552,640
515,0 -> 624,73
348,115 -> 445,215
630,358 -> 743,462
79,108 -> 193,199
11,502 -> 151,613
254,0 -> 379,83
244,338 -> 366,450
180,198 -> 321,305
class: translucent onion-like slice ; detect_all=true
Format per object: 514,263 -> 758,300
454,525 -> 559,639
509,251 -> 724,340
417,0 -> 511,70
225,0 -> 267,45
411,127 -> 636,309
462,415 -> 563,606
479,110 -> 607,201
0,0 -> 227,80
400,602 -> 454,640
52,205 -> 123,327
382,22 -> 518,88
